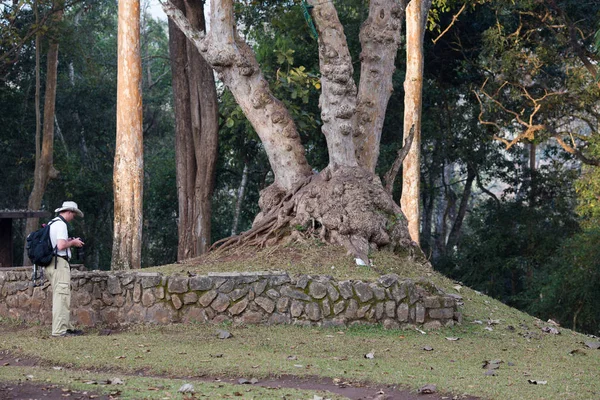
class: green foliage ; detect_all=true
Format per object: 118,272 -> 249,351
440,164 -> 580,313
533,227 -> 600,335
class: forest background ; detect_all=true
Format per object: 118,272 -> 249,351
1,0 -> 599,335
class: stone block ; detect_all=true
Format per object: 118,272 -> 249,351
107,276 -> 122,295
240,311 -> 263,324
265,289 -> 280,299
211,293 -> 230,313
397,303 -> 409,322
140,274 -> 162,288
296,275 -> 309,289
378,274 -> 399,288
141,290 -> 156,307
254,296 -> 275,313
172,294 -> 183,310
416,303 -> 425,323
338,281 -> 353,299
354,282 -> 373,303
308,281 -> 327,299
183,292 -> 198,304
253,279 -> 267,296
305,303 -> 321,321
217,279 -> 235,293
428,307 -> 454,320
322,299 -> 331,317
333,300 -> 346,315
423,296 -> 441,308
268,313 -> 290,325
290,300 -> 304,317
189,276 -> 213,291
229,298 -> 249,315
280,286 -> 311,301
276,297 -> 289,313
345,299 -> 358,319
230,287 -> 249,301
199,290 -> 218,307
327,283 -> 340,302
167,276 -> 189,294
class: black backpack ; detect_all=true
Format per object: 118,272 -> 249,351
26,216 -> 64,266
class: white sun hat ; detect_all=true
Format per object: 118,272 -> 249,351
55,201 -> 84,218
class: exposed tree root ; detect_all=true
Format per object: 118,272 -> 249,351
211,166 -> 420,262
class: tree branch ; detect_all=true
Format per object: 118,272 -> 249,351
432,2 -> 466,45
384,125 -> 414,194
161,0 -> 312,190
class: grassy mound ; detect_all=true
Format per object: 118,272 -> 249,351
1,245 -> 599,399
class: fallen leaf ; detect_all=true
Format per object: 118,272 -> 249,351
541,327 -> 560,335
364,351 -> 375,359
108,378 -> 124,385
178,383 -> 195,393
423,346 -> 434,351
547,319 -> 560,326
569,349 -> 586,356
217,329 -> 232,339
114,356 -> 126,359
527,379 -> 547,385
415,328 -> 427,335
445,337 -> 460,341
287,355 -> 298,360
418,384 -> 437,394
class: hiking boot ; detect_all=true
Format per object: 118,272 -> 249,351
53,329 -> 84,337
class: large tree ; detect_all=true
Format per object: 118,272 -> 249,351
112,0 -> 143,270
162,0 -> 418,262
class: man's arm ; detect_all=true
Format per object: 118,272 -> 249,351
57,237 -> 84,251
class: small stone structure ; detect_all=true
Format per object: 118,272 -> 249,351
0,268 -> 462,330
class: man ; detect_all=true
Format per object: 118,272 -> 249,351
47,201 -> 85,337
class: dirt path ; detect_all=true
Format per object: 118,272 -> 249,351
0,352 -> 479,400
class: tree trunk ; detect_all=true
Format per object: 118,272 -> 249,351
112,0 -> 143,270
355,0 -> 406,172
23,2 -> 63,265
401,0 -> 432,246
231,162 -> 249,236
168,0 -> 218,261
445,166 -> 476,252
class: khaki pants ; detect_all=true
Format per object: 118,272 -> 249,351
45,257 -> 73,336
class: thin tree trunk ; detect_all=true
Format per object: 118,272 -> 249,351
185,0 -> 218,255
445,166 -> 476,252
401,0 -> 432,245
168,0 -> 195,261
168,0 -> 218,260
112,0 -> 143,270
23,2 -> 63,264
231,162 -> 249,236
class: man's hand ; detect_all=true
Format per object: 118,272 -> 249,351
69,237 -> 85,248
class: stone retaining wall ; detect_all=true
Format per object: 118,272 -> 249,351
0,268 -> 461,330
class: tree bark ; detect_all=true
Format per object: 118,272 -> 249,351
401,0 -> 432,245
168,0 -> 218,260
112,0 -> 143,270
355,0 -> 406,172
23,1 -> 63,265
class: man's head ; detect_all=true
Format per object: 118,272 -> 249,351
55,201 -> 84,222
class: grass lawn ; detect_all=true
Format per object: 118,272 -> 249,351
1,245 -> 599,399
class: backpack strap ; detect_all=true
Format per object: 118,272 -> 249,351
48,216 -> 67,269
